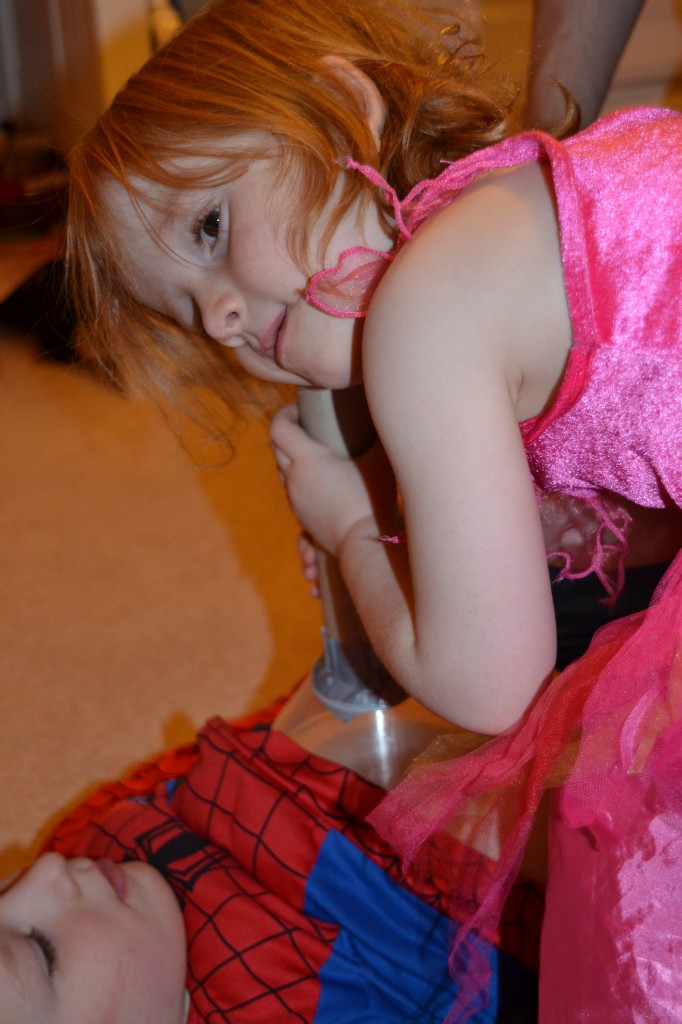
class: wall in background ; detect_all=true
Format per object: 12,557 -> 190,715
0,0 -> 105,151
1,0 -> 682,157
0,0 -> 178,153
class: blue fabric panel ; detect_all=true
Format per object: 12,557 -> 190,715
304,829 -> 500,1023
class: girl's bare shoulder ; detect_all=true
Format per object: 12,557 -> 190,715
366,160 -> 573,422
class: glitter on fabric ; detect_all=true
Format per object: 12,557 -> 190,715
308,108 -> 682,598
365,107 -> 682,1023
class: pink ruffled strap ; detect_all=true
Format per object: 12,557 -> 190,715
306,138 -> 549,318
306,246 -> 394,318
306,160 -> 413,318
306,132 -> 562,321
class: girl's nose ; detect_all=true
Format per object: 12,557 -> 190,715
200,290 -> 244,348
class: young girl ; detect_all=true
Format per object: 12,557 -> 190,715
66,0 -> 682,1020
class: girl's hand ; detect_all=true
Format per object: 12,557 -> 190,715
297,531 -> 320,597
270,403 -> 397,557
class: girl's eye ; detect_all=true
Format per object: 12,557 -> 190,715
28,928 -> 57,977
193,206 -> 221,248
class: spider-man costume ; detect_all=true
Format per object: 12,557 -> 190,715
48,705 -> 540,1022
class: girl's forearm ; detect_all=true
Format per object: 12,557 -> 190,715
337,519 -> 555,734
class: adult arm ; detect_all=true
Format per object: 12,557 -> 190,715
525,0 -> 646,130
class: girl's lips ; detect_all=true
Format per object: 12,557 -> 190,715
261,309 -> 287,358
96,858 -> 128,901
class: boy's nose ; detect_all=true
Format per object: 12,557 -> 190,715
23,853 -> 81,900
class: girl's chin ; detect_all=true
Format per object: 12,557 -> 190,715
297,371 -> 360,390
235,348 -> 359,389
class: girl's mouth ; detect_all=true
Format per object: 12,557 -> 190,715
274,310 -> 288,363
261,308 -> 287,360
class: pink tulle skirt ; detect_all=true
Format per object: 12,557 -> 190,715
368,548 -> 682,1023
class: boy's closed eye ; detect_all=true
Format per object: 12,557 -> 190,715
26,928 -> 57,978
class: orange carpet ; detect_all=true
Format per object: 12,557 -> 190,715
0,334 -> 322,875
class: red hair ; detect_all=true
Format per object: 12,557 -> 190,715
68,0 -> 519,435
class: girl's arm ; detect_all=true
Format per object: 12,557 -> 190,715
273,163 -> 572,733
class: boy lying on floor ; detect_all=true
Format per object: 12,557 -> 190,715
0,702 -> 541,1024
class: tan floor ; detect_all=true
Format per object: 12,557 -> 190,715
0,334 -> 322,875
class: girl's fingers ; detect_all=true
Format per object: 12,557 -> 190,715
271,407 -> 329,484
273,448 -> 291,473
274,402 -> 299,424
270,403 -> 321,461
296,531 -> 316,556
270,403 -> 300,445
297,532 -> 318,568
297,531 -> 319,590
270,408 -> 299,470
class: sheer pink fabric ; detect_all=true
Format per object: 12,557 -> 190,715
333,107 -> 682,1022
370,549 -> 682,1022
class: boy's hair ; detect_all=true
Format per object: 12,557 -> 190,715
68,0 -> 520,435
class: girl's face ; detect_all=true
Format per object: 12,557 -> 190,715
104,148 -> 392,390
0,852 -> 188,1024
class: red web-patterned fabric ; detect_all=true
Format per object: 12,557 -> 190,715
47,717 -> 453,1021
48,709 -> 542,1022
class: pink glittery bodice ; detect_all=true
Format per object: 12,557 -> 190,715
308,108 -> 682,593
515,109 -> 682,512
358,111 -> 682,1024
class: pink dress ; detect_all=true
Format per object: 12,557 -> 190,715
309,108 -> 682,1022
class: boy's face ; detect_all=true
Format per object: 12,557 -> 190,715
104,146 -> 391,391
0,853 -> 187,1024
